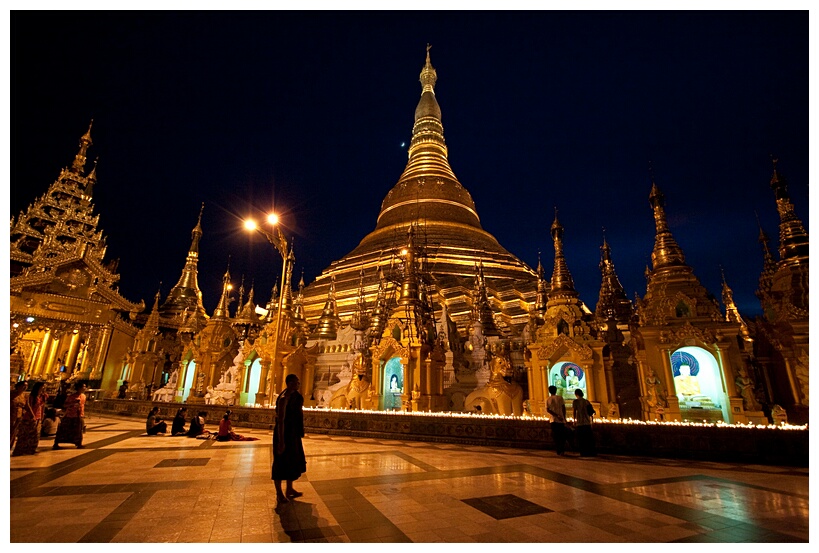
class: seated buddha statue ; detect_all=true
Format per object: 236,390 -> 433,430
674,365 -> 701,396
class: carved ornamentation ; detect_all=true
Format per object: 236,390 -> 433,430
537,335 -> 593,361
658,322 -> 716,345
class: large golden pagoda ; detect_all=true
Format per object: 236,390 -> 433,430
300,47 -> 538,334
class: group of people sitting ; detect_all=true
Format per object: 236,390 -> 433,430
145,407 -> 258,441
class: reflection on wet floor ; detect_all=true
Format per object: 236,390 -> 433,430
10,414 -> 809,543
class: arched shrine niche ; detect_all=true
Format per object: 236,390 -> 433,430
182,359 -> 197,402
244,356 -> 262,406
549,361 -> 587,401
383,357 -> 404,410
671,346 -> 727,421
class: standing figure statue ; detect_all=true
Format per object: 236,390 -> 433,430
645,367 -> 667,408
735,368 -> 762,411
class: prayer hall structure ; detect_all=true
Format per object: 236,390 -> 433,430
9,49 -> 809,425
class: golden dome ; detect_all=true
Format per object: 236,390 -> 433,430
301,48 -> 538,332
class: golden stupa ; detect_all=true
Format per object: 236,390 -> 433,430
300,47 -> 539,333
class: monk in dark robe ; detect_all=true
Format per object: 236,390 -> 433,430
272,374 -> 306,504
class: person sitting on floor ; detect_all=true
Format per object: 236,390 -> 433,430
186,411 -> 208,437
171,407 -> 188,436
41,408 -> 60,437
145,406 -> 168,435
216,412 -> 258,442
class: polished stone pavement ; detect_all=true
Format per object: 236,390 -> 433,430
8,413 -> 809,543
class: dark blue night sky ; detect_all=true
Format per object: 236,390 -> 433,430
10,11 -> 808,318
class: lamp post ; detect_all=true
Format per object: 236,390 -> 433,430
244,213 -> 290,405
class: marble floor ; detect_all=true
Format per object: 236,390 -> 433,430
8,414 -> 809,543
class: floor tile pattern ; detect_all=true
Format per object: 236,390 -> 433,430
9,414 -> 809,543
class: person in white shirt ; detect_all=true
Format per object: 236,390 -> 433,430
546,385 -> 567,455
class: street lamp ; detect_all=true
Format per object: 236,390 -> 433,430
244,213 -> 290,405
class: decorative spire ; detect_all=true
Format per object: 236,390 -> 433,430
279,248 -> 295,316
190,203 -> 204,254
534,251 -> 548,317
769,158 -> 809,266
143,287 -> 162,334
292,270 -> 306,327
72,120 -> 93,173
595,232 -> 632,324
85,158 -> 98,196
397,225 -> 422,307
236,276 -> 246,317
755,213 -> 777,297
721,267 -> 751,341
420,43 -> 437,94
648,179 -> 686,270
548,208 -> 578,299
314,275 -> 339,340
265,278 -> 280,321
212,262 -> 233,319
472,260 -> 499,335
350,266 -> 370,332
369,266 -> 388,339
160,204 -> 208,323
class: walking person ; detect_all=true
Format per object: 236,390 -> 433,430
572,388 -> 596,457
546,385 -> 567,455
272,374 -> 306,504
53,382 -> 88,449
13,381 -> 48,455
11,381 -> 28,450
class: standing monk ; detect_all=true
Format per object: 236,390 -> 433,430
272,374 -> 306,504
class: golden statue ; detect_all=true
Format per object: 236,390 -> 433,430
465,355 -> 524,416
674,365 -> 701,396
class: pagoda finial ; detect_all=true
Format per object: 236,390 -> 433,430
767,158 -> 808,265
72,119 -> 94,173
314,275 -> 339,340
548,208 -> 578,299
84,158 -> 98,197
420,43 -> 437,93
212,260 -> 233,319
595,236 -> 631,323
189,203 -> 204,255
648,179 -> 686,270
159,204 -> 208,322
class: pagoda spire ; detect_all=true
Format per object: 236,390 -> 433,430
769,158 -> 809,266
279,248 -> 295,317
72,120 -> 93,173
236,276 -> 246,317
314,275 -> 339,339
595,231 -> 632,324
397,225 -> 422,307
292,270 -> 307,327
721,267 -> 751,341
648,179 -> 686,270
374,45 -> 480,232
85,158 -> 98,196
144,287 -> 163,334
265,278 -> 280,321
212,262 -> 233,319
472,260 -> 500,335
548,208 -> 578,300
160,204 -> 208,323
534,251 -> 548,316
369,267 -> 388,340
350,266 -> 370,332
